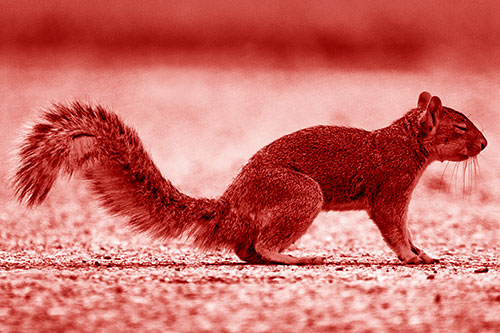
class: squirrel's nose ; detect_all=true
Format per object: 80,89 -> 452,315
479,136 -> 487,151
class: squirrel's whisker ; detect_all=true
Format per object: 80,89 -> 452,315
439,161 -> 451,194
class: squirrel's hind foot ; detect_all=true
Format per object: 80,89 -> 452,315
247,253 -> 325,265
236,245 -> 325,265
262,253 -> 325,265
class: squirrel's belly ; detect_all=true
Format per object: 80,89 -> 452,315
322,198 -> 368,212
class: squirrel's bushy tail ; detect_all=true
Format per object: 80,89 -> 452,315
13,102 -> 237,249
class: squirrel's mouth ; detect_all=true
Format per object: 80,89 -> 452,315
456,144 -> 484,160
453,154 -> 470,162
466,144 -> 485,158
446,150 -> 472,162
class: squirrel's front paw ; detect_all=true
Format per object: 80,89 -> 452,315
417,252 -> 439,264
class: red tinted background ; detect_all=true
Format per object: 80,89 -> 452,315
2,0 -> 500,69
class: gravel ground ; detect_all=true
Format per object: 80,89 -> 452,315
1,191 -> 499,333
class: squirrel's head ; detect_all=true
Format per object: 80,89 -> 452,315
416,91 -> 487,162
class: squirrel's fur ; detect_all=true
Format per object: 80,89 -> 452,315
13,92 -> 487,264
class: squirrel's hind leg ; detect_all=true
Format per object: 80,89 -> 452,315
233,169 -> 325,265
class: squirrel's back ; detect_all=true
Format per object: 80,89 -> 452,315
225,126 -> 372,210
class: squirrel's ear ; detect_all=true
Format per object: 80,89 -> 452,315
421,96 -> 442,136
417,91 -> 431,109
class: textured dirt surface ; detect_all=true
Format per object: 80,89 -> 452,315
1,192 -> 499,332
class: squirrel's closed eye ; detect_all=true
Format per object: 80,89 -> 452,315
454,124 -> 467,132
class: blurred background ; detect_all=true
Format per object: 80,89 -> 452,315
2,0 -> 500,68
1,0 -> 499,204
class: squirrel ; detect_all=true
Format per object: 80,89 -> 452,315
13,91 -> 487,265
